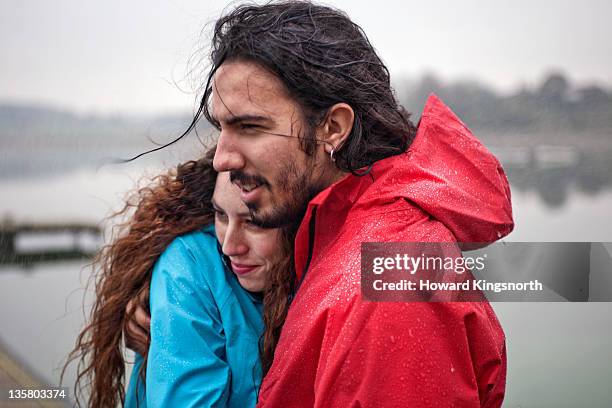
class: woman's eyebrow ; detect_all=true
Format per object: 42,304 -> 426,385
211,199 -> 251,218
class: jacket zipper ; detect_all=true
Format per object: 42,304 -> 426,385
292,205 -> 317,298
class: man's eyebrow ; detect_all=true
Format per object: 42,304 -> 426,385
222,114 -> 272,126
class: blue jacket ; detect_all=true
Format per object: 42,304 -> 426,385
125,224 -> 264,408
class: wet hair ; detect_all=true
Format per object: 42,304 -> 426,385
136,1 -> 417,174
63,147 -> 292,407
202,1 -> 417,173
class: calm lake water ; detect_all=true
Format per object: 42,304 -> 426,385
1,161 -> 611,407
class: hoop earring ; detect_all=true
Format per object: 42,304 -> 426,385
330,148 -> 336,162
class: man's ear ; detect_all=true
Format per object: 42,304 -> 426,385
319,103 -> 354,154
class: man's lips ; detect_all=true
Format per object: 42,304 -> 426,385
230,171 -> 269,200
230,262 -> 259,275
234,180 -> 261,192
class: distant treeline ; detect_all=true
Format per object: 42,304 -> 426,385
398,72 -> 612,133
1,72 -> 610,146
1,74 -> 611,204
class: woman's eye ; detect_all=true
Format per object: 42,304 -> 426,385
245,219 -> 261,229
214,210 -> 228,222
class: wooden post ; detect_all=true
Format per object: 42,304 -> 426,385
0,228 -> 16,261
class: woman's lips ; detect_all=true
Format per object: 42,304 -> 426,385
230,262 -> 259,276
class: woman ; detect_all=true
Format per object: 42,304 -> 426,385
64,148 -> 293,407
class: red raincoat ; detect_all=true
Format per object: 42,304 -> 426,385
257,94 -> 514,407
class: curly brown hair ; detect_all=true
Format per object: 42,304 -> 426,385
63,147 -> 293,407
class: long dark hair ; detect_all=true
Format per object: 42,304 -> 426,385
64,147 -> 292,407
132,1 -> 417,174
204,1 -> 417,173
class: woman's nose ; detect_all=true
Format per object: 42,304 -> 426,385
221,227 -> 249,257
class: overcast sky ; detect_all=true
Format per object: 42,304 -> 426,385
1,0 -> 611,114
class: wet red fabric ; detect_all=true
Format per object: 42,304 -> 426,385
257,94 -> 514,407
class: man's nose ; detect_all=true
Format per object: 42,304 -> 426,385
213,132 -> 246,172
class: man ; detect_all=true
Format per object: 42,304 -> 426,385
129,1 -> 513,406
206,2 -> 513,407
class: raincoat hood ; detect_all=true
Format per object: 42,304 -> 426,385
365,93 -> 514,244
294,94 -> 514,280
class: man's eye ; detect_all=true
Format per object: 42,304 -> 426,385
240,124 -> 259,130
209,119 -> 222,131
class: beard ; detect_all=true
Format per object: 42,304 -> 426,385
231,156 -> 325,229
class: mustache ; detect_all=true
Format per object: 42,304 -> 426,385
229,171 -> 270,188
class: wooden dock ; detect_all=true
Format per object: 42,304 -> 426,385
0,221 -> 101,266
0,339 -> 67,407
